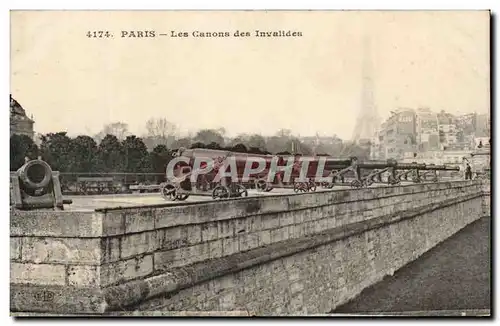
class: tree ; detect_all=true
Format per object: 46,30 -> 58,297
39,132 -> 73,172
266,136 -> 289,154
145,118 -> 177,138
193,129 -> 225,146
247,134 -> 267,150
276,129 -> 292,138
145,118 -> 177,148
149,145 -> 172,182
122,136 -> 151,173
232,143 -> 248,153
171,137 -> 192,150
68,135 -> 99,172
248,147 -> 264,154
190,142 -> 206,149
313,143 -> 332,156
10,135 -> 39,170
206,142 -> 222,150
228,133 -> 249,147
291,139 -> 313,155
96,122 -> 130,142
97,134 -> 125,172
216,127 -> 226,137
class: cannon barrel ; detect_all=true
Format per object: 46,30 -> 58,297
324,158 -> 352,170
11,158 -> 72,210
358,160 -> 397,169
394,163 -> 426,170
424,164 -> 460,171
323,158 -> 352,164
17,159 -> 53,189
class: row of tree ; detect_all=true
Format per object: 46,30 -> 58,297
12,120 -> 370,172
11,133 -> 164,173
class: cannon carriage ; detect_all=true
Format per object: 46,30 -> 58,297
315,159 -> 460,188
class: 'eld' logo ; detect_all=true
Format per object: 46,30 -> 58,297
34,291 -> 55,302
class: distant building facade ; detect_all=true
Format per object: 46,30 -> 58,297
475,113 -> 490,137
10,95 -> 35,139
372,107 -> 489,162
383,108 -> 418,160
415,108 -> 440,152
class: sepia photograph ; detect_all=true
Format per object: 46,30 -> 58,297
9,9 -> 491,317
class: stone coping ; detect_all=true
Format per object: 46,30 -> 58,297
11,181 -> 484,238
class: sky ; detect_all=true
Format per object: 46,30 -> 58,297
10,11 -> 490,140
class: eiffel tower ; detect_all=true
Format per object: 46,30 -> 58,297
351,35 -> 380,147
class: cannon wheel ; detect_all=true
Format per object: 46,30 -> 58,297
308,181 -> 317,192
234,184 -> 248,198
294,183 -> 308,193
212,185 -> 230,199
161,183 -> 177,201
97,183 -> 105,194
255,179 -> 267,192
350,179 -> 363,188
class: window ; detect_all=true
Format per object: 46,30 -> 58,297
399,116 -> 413,123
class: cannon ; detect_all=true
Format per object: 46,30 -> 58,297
159,148 -> 464,201
160,148 -> 357,200
414,164 -> 461,183
10,159 -> 73,210
324,159 -> 461,188
161,148 -> 253,200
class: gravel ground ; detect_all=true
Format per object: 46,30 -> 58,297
333,216 -> 491,313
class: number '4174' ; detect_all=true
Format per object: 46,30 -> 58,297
87,31 -> 112,38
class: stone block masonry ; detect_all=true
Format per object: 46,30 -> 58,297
10,180 -> 490,315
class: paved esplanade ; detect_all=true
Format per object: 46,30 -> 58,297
333,216 -> 491,313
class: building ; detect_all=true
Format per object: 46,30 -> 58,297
415,108 -> 440,152
438,123 -> 459,149
383,108 -> 418,160
10,95 -> 35,139
370,121 -> 387,160
456,113 -> 476,136
373,107 -> 487,162
475,113 -> 490,137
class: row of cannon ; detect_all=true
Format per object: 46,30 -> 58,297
10,148 -> 462,210
158,148 -> 461,201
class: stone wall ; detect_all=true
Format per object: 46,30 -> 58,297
10,180 -> 490,315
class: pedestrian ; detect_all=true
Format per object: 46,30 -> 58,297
465,163 -> 472,180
